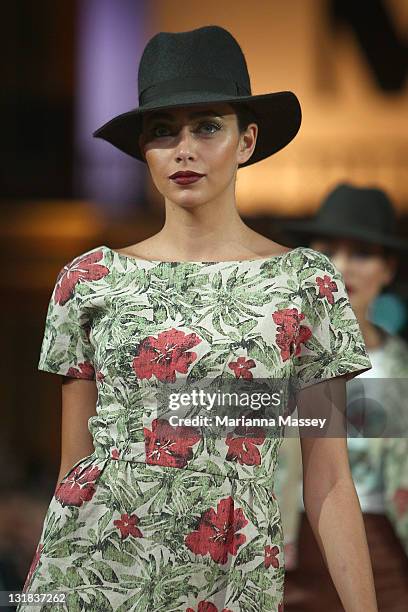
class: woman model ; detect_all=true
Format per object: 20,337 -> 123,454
18,26 -> 377,611
277,183 -> 408,610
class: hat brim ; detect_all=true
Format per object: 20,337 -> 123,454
92,90 -> 301,167
278,221 -> 408,251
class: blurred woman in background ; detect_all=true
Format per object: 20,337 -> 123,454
276,182 -> 408,611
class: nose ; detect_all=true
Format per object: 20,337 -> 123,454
174,125 -> 196,163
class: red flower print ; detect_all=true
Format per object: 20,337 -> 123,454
225,424 -> 265,466
111,448 -> 120,459
293,325 -> 312,354
55,464 -> 101,507
132,328 -> 201,382
393,488 -> 408,517
272,307 -> 303,334
278,602 -> 284,612
22,542 -> 43,593
228,356 -> 256,379
66,361 -> 95,379
96,370 -> 105,382
113,513 -> 143,539
185,496 -> 248,564
264,544 -> 280,569
54,250 -> 109,306
272,308 -> 312,362
316,274 -> 338,305
186,602 -> 233,612
144,418 -> 201,468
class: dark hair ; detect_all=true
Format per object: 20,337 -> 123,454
230,103 -> 258,133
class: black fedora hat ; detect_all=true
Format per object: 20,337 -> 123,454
280,183 -> 408,252
92,25 -> 302,168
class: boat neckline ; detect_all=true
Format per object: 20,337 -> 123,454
102,245 -> 302,264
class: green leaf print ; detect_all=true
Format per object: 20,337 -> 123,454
233,534 -> 265,566
117,557 -> 200,612
246,338 -> 281,370
48,564 -> 66,585
91,561 -> 119,583
237,318 -> 259,335
97,509 -> 115,535
211,270 -> 223,291
102,540 -> 135,566
26,245 -> 372,611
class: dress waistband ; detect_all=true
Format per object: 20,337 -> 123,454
92,444 -> 276,485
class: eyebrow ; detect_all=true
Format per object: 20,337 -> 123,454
145,109 -> 224,123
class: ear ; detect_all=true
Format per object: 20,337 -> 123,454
237,123 -> 258,165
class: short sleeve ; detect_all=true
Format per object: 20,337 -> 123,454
38,261 -> 96,380
292,248 -> 372,391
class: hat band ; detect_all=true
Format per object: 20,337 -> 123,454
139,76 -> 251,105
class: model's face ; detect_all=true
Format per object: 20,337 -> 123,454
309,237 -> 397,312
138,103 -> 257,208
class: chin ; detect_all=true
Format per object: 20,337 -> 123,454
168,189 -> 212,207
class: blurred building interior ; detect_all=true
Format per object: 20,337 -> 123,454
0,0 -> 407,601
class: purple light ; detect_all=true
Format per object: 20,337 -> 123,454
73,0 -> 150,217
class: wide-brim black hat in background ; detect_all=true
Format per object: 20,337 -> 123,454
278,183 -> 408,252
92,25 -> 302,168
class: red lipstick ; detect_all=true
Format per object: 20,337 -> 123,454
169,170 -> 205,185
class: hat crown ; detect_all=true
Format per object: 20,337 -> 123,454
317,183 -> 396,233
92,24 -> 302,168
138,25 -> 251,104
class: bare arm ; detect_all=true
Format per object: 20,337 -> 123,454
299,376 -> 378,612
55,377 -> 98,488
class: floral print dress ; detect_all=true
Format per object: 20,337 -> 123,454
18,245 -> 371,612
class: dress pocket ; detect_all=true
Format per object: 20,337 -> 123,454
55,451 -> 98,492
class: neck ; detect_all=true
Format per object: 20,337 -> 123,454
156,186 -> 255,259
